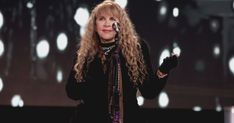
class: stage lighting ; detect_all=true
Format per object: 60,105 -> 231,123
137,96 -> 144,106
193,106 -> 202,112
26,2 -> 33,9
0,77 -> 3,92
56,69 -> 63,83
0,39 -> 4,57
213,44 -> 221,58
36,39 -> 50,59
11,94 -> 24,107
158,91 -> 169,108
159,48 -> 170,66
232,0 -> 234,11
216,105 -> 222,112
0,11 -> 3,29
172,42 -> 181,56
114,0 -> 128,9
74,7 -> 89,27
172,7 -> 179,18
224,106 -> 234,123
136,89 -> 144,106
228,56 -> 234,76
56,32 -> 68,52
80,26 -> 85,37
209,16 -> 222,33
215,97 -> 222,112
159,5 -> 167,16
156,0 -> 169,23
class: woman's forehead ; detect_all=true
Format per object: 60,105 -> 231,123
96,12 -> 115,18
96,6 -> 120,18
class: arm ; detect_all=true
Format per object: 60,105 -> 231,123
65,54 -> 87,100
137,40 -> 177,99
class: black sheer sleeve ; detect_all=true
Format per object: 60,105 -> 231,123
137,40 -> 168,99
65,54 -> 87,100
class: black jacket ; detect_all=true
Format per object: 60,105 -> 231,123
66,40 -> 168,123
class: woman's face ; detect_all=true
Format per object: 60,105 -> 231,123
96,13 -> 119,43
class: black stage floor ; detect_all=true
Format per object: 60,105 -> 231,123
0,106 -> 224,123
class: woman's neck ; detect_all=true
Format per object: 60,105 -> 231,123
99,39 -> 117,56
100,38 -> 115,44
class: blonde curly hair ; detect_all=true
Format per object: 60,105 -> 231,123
74,0 -> 147,84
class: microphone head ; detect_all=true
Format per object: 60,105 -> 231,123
112,22 -> 120,33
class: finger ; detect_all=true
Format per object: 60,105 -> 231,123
171,53 -> 179,58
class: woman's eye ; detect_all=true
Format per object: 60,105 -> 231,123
110,17 -> 116,21
98,17 -> 105,20
99,18 -> 104,21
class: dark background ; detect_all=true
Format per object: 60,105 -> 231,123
0,0 -> 234,111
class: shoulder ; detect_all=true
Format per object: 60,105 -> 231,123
139,39 -> 150,53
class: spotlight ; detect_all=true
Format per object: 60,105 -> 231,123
0,77 -> 3,92
0,11 -> 4,29
228,56 -> 234,76
74,7 -> 89,27
114,0 -> 128,9
36,39 -> 50,59
156,0 -> 169,23
56,32 -> 68,52
158,91 -> 169,108
209,16 -> 222,33
0,39 -> 4,57
232,0 -> 234,11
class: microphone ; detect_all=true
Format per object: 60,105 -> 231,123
112,22 -> 120,33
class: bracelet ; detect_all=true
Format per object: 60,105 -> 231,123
157,70 -> 168,79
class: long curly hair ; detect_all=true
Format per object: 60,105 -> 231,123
74,0 -> 147,84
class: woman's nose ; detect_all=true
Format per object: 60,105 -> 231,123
104,20 -> 111,27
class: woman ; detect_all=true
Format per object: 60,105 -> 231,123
66,0 -> 178,123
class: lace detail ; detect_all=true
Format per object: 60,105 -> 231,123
102,45 -> 116,55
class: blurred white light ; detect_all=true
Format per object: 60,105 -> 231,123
195,60 -> 205,72
0,11 -> 3,29
36,39 -> 50,59
173,47 -> 181,56
193,106 -> 202,112
160,5 -> 167,16
233,1 -> 234,10
33,25 -> 37,30
56,69 -> 63,83
0,39 -> 4,57
158,91 -> 169,108
210,19 -> 219,33
172,7 -> 179,17
11,94 -> 24,107
74,7 -> 89,27
0,77 -> 3,92
228,56 -> 234,75
159,48 -> 170,66
19,100 -> 24,107
137,96 -> 144,106
172,42 -> 181,56
80,26 -> 85,37
26,2 -> 33,9
215,97 -> 222,112
231,106 -> 234,113
114,0 -> 128,9
157,1 -> 168,23
216,105 -> 222,112
56,32 -> 68,51
155,0 -> 162,2
213,44 -> 220,57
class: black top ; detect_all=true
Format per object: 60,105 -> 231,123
66,40 -> 168,123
